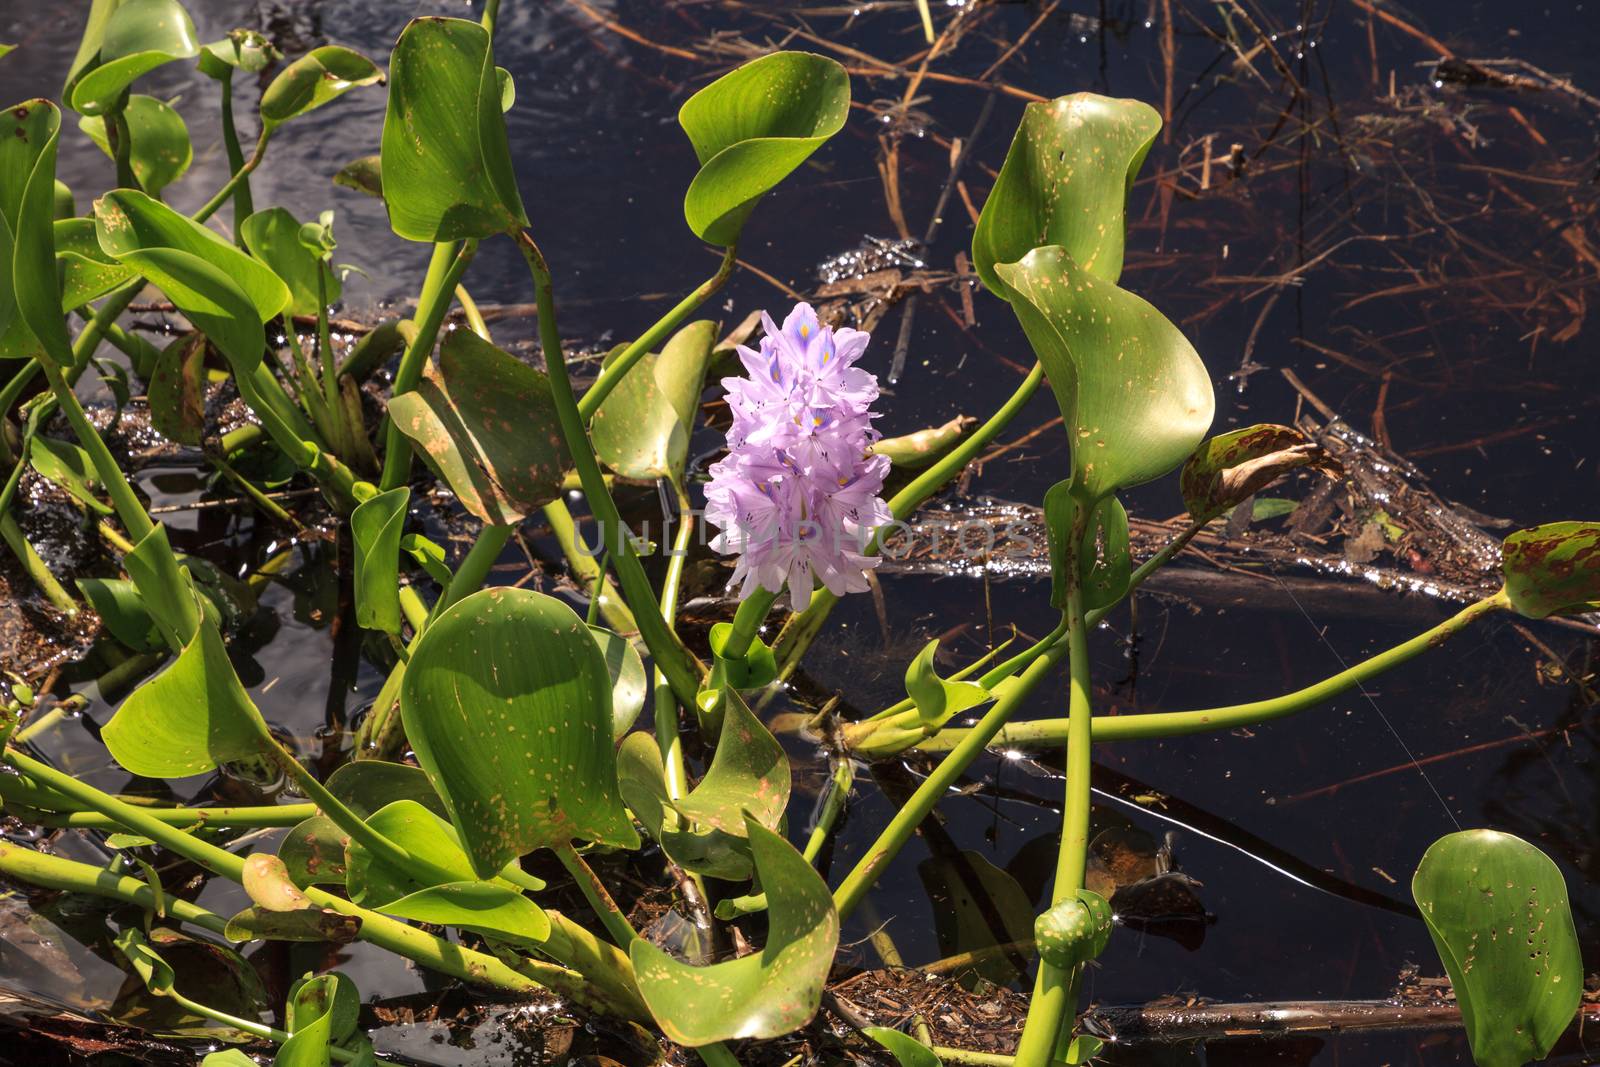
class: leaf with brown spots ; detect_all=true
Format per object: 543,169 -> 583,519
388,328 -> 569,525
147,332 -> 207,446
630,817 -> 838,1045
591,320 -> 717,485
1502,521 -> 1600,619
1180,424 -> 1341,523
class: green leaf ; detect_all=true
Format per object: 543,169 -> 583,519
1501,522 -> 1600,619
590,625 -> 646,741
343,798 -> 479,906
905,638 -> 989,731
202,1052 -> 258,1067
1180,424 -> 1339,523
631,817 -> 838,1045
996,245 -> 1214,501
325,759 -> 447,820
917,851 -> 1034,988
94,190 -> 290,372
333,155 -> 382,199
387,328 -> 569,525
591,320 -> 718,484
1,100 -> 74,367
276,972 -> 335,1067
287,971 -> 359,1046
864,1028 -> 941,1067
278,814 -> 349,887
147,332 -> 207,446
121,522 -> 204,649
1035,888 -> 1114,970
29,436 -> 114,514
198,30 -> 280,78
679,52 -> 849,246
972,93 -> 1160,296
223,906 -> 360,944
0,45 -> 13,61
56,217 -> 139,311
260,46 -> 382,131
401,588 -> 638,877
240,207 -> 342,317
351,487 -> 409,635
78,94 -> 192,195
68,0 -> 200,117
382,881 -> 551,947
380,17 -> 526,241
101,619 -> 273,778
77,576 -> 164,651
1044,486 -> 1131,612
1412,830 -> 1582,1067
113,927 -> 177,994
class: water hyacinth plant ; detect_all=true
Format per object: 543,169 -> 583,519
0,3 -> 1595,1066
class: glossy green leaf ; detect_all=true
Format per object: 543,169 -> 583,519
79,94 -> 192,195
401,588 -> 638,877
380,17 -> 526,241
239,207 -> 342,317
1044,485 -> 1130,612
1413,830 -> 1582,1067
333,155 -> 382,199
260,46 -> 382,131
68,0 -> 200,117
53,180 -> 75,219
326,759 -> 447,820
631,817 -> 839,1045
351,486 -> 409,635
278,814 -> 348,887
121,522 -> 202,648
388,328 -> 569,524
243,852 -> 311,912
1,100 -> 74,367
101,619 -> 273,778
29,436 -> 114,514
287,971 -> 359,1046
56,217 -> 138,311
113,928 -> 177,994
198,30 -> 279,78
1501,522 -> 1600,619
996,245 -> 1214,500
591,319 -> 717,484
223,906 -> 360,944
276,971 -> 335,1067
77,576 -> 163,651
382,881 -> 551,947
1180,424 -> 1339,523
972,93 -> 1160,296
1035,888 -> 1113,970
95,190 -> 289,372
344,798 -> 540,907
147,331 -> 207,446
864,1028 -> 940,1067
679,52 -> 849,245
905,638 -> 989,730
201,1052 -> 258,1067
590,625 -> 646,741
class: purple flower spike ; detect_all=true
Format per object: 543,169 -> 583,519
705,303 -> 892,611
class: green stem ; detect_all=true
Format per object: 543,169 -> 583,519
774,362 -> 1045,664
655,480 -> 696,796
109,109 -> 138,191
831,629 -> 1067,920
916,591 -> 1510,751
36,358 -> 153,542
217,74 -> 254,225
516,232 -> 703,710
0,842 -> 228,935
433,522 -> 512,620
555,843 -> 638,948
379,240 -> 475,492
717,757 -> 853,918
455,283 -> 489,338
720,586 -> 777,663
576,246 -> 738,422
543,498 -> 636,635
932,1047 -> 1014,1067
193,129 -> 271,225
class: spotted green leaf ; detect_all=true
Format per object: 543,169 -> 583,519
29,436 -> 113,514
101,619 -> 274,778
1412,830 -> 1582,1067
1180,424 -> 1340,523
972,93 -> 1160,296
401,588 -> 638,878
239,207 -> 342,317
276,972 -> 335,1067
1043,484 -> 1130,611
278,815 -> 348,887
223,906 -> 361,944
67,0 -> 199,117
260,45 -> 382,132
287,971 -> 360,1047
1501,522 -> 1600,619
679,52 -> 849,246
387,328 -> 569,524
351,487 -> 409,635
94,190 -> 289,373
1035,888 -> 1113,970
997,246 -> 1214,501
147,332 -> 206,446
380,17 -> 526,241
383,881 -> 551,948
56,217 -> 139,311
590,625 -> 646,741
78,94 -> 192,195
242,852 -> 311,912
905,638 -> 989,731
591,319 -> 718,484
631,817 -> 839,1045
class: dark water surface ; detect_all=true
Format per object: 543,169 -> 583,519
2,1 -> 1598,1063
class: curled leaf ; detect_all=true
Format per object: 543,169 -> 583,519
240,206 -> 342,316
1180,424 -> 1340,523
351,487 -> 410,635
904,638 -> 989,731
260,45 -> 382,131
67,0 -> 199,116
1501,522 -> 1600,619
590,625 -> 646,741
78,94 -> 192,196
1035,888 -> 1114,970
242,853 -> 311,912
1044,484 -> 1130,612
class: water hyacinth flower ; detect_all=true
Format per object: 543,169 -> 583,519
705,303 -> 893,611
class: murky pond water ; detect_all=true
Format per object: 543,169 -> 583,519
2,0 -> 1597,1063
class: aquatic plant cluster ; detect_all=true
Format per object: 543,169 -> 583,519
0,2 -> 1594,1066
